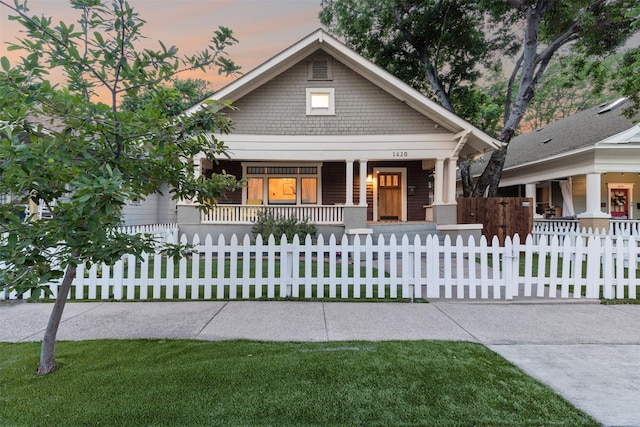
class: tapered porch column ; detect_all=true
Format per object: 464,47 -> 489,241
444,158 -> 457,204
578,172 -> 609,231
359,159 -> 368,206
345,159 -> 354,206
525,183 -> 542,218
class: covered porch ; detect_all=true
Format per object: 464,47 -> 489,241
177,131 -> 496,240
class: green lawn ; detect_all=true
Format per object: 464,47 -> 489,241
0,340 -> 597,426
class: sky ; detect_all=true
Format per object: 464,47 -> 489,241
0,0 -> 323,90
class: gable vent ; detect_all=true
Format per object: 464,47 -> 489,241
308,58 -> 332,81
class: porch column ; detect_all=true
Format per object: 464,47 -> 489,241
432,158 -> 456,225
433,158 -> 444,205
525,183 -> 542,219
444,158 -> 457,204
345,159 -> 354,206
578,172 -> 609,231
358,159 -> 368,206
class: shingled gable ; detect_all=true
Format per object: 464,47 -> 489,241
188,28 -> 500,159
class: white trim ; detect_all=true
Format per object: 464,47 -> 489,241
215,133 -> 461,162
372,167 -> 407,222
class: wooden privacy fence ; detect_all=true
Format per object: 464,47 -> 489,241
458,197 -> 534,245
3,232 -> 638,302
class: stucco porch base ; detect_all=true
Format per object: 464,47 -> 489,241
432,203 -> 458,225
436,224 -> 483,243
577,216 -> 611,233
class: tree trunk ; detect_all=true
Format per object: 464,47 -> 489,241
458,159 -> 473,197
37,264 -> 76,376
472,144 -> 509,197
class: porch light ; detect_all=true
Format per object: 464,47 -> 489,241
366,174 -> 373,182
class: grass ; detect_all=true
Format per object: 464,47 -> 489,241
0,340 -> 597,427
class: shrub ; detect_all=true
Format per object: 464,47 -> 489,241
251,211 -> 318,242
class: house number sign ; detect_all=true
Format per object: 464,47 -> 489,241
392,151 -> 409,157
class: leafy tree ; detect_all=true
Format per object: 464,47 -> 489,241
611,4 -> 640,119
321,0 -> 638,196
121,77 -> 216,116
0,0 -> 242,375
519,54 -> 613,132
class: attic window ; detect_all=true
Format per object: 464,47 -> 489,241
308,58 -> 332,80
598,97 -> 629,114
306,88 -> 335,115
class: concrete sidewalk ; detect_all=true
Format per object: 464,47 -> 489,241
2,300 -> 640,426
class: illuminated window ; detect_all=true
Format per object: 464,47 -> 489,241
243,164 -> 321,206
247,178 -> 263,204
306,88 -> 335,115
301,178 -> 317,204
268,178 -> 297,205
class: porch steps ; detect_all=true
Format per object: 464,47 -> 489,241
367,222 -> 440,242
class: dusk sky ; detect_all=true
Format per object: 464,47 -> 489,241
0,0 -> 323,90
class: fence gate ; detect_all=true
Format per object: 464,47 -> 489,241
457,197 -> 533,245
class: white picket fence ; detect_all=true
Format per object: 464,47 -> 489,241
117,223 -> 179,241
533,219 -> 640,245
3,232 -> 638,301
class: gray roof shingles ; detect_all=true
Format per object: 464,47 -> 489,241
504,99 -> 639,169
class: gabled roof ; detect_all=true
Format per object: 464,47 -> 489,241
503,98 -> 640,169
188,28 -> 501,158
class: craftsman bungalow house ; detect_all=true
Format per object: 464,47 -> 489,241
177,29 -> 501,239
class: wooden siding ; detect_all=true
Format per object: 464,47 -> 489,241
226,49 -> 448,136
322,162 -> 347,205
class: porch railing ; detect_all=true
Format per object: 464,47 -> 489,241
201,204 -> 344,225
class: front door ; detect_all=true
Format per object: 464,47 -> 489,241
610,188 -> 629,218
378,172 -> 402,220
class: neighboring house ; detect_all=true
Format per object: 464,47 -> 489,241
477,98 -> 640,230
121,188 -> 177,226
178,29 -> 500,240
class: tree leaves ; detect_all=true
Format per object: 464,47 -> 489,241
0,0 -> 242,297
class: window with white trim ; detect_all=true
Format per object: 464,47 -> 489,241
243,164 -> 321,205
306,88 -> 335,116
